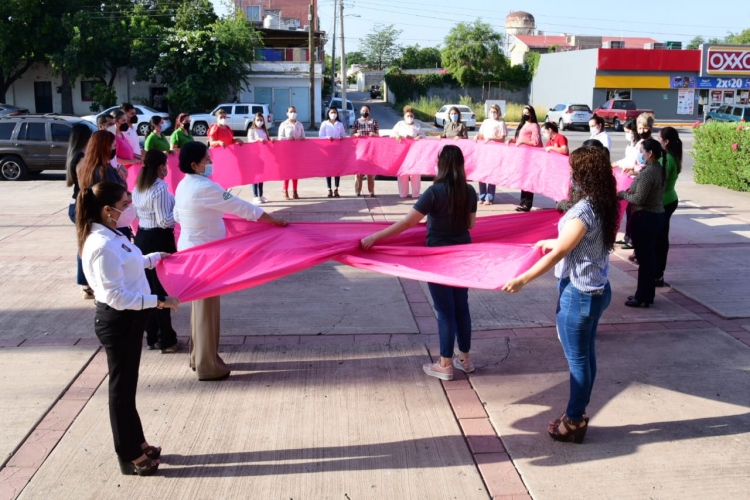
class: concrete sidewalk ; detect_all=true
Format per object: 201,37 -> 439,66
1,151 -> 749,498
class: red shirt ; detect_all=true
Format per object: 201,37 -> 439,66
546,133 -> 569,155
207,124 -> 235,148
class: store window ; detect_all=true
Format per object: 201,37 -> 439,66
606,89 -> 633,100
81,81 -> 96,102
246,5 -> 262,22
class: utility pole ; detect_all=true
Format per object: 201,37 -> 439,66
308,1 -> 316,129
330,0 -> 337,99
339,0 -> 347,127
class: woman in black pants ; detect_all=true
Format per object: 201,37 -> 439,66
655,127 -> 682,287
79,181 -> 179,476
617,139 -> 667,307
66,123 -> 93,299
133,150 -> 181,352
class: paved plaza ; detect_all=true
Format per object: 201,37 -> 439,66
1,110 -> 750,499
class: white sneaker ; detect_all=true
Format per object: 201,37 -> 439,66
260,196 -> 268,203
253,197 -> 262,204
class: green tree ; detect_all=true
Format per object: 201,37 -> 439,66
441,20 -> 507,86
397,44 -> 442,69
345,51 -> 367,67
362,24 -> 403,70
686,36 -> 705,50
726,29 -> 750,45
523,51 -> 540,78
175,0 -> 218,30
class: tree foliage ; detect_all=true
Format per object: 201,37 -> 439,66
345,51 -> 368,67
362,24 -> 403,70
523,51 -> 541,78
441,20 -> 507,86
397,44 -> 442,69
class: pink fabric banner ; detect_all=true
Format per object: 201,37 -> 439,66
156,210 -> 563,303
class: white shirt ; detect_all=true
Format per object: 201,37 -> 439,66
391,120 -> 426,139
277,120 -> 305,140
590,129 -> 612,151
82,223 -> 162,310
127,126 -> 141,155
247,127 -> 269,142
615,143 -> 640,169
133,178 -> 175,229
319,120 -> 347,139
478,118 -> 508,140
174,174 -> 265,251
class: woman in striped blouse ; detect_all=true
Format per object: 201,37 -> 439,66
132,150 -> 181,353
502,146 -> 620,444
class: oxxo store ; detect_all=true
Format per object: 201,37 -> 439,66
698,44 -> 750,114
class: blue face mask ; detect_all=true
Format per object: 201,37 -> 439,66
450,114 -> 459,122
200,163 -> 213,177
637,153 -> 645,165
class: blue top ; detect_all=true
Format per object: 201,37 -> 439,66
554,198 -> 609,292
413,182 -> 478,247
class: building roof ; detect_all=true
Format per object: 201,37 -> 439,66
514,35 -> 659,49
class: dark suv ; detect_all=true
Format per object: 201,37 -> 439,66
0,115 -> 96,181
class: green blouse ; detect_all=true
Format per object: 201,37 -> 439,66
170,128 -> 194,148
144,132 -> 170,152
662,153 -> 679,206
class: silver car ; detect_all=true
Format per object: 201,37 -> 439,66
81,105 -> 171,136
545,103 -> 593,131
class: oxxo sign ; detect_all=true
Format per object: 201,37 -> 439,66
706,47 -> 750,75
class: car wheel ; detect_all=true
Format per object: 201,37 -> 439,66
137,122 -> 150,136
193,122 -> 208,136
613,118 -> 621,131
470,126 -> 476,131
434,117 -> 439,126
0,156 -> 28,181
705,117 -> 712,123
558,118 -> 565,131
544,115 -> 549,122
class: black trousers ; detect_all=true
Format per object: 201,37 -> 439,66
95,303 -> 152,461
624,202 -> 636,241
632,210 -> 666,303
656,200 -> 678,280
134,227 -> 178,348
520,191 -> 534,208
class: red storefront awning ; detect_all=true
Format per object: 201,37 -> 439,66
598,49 -> 701,72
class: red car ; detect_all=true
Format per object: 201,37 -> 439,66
593,100 -> 654,131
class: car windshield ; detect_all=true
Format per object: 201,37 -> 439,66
745,108 -> 750,120
621,101 -> 636,109
139,105 -> 159,113
570,105 -> 590,112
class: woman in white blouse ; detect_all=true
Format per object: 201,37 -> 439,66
174,142 -> 287,381
247,112 -> 273,203
79,181 -> 179,476
133,150 -> 181,353
588,114 -> 612,152
391,105 -> 426,198
474,104 -> 508,205
277,106 -> 305,200
319,107 -> 347,197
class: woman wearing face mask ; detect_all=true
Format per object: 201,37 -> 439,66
319,107 -> 347,198
392,105 -> 426,198
170,114 -> 194,151
278,106 -> 306,199
111,110 -> 141,168
133,150 -> 181,354
247,112 -> 273,204
440,106 -> 468,140
352,105 -> 379,197
66,123 -> 94,299
174,142 -> 288,381
655,127 -> 682,288
144,116 -> 170,152
208,109 -> 242,149
620,113 -> 655,257
475,104 -> 507,205
617,139 -> 667,307
361,145 -> 477,381
612,119 -> 640,250
588,115 -> 611,152
78,181 -> 179,476
511,105 -> 542,212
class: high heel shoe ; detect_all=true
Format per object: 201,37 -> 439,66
293,191 -> 300,199
333,189 -> 340,198
549,412 -> 588,428
625,297 -> 652,308
143,445 -> 161,460
282,190 -> 290,200
548,415 -> 587,444
118,455 -> 160,476
327,189 -> 333,198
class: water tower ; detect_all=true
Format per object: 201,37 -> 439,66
505,11 -> 536,53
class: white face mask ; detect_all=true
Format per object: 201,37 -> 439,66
625,132 -> 634,143
490,112 -> 498,120
329,113 -> 338,121
218,118 -> 227,126
111,205 -> 136,227
255,120 -> 264,127
288,112 -> 297,120
107,125 -> 117,135
542,133 -> 549,142
404,115 -> 414,124
590,125 -> 599,134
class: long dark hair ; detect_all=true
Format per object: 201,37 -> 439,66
515,105 -> 538,138
433,145 -> 471,228
147,115 -> 163,135
448,106 -> 462,124
569,146 -> 620,250
659,126 -> 683,174
136,150 -> 167,192
179,141 -> 207,174
66,123 -> 92,187
76,181 -> 127,254
641,138 -> 667,186
79,130 -> 116,191
326,107 -> 340,123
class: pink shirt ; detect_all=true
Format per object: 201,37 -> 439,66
518,122 -> 542,147
116,134 -> 134,160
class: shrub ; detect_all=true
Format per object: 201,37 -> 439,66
692,122 -> 750,191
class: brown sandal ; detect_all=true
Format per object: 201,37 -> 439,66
282,190 -> 290,200
143,445 -> 161,460
118,455 -> 160,476
293,191 -> 300,199
327,189 -> 333,198
333,189 -> 340,198
548,414 -> 587,444
549,412 -> 589,428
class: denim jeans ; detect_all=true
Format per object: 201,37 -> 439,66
478,183 -> 496,202
427,282 -> 471,359
252,183 -> 264,197
69,202 -> 88,287
556,279 -> 611,421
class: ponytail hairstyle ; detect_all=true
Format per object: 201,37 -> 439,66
175,113 -> 190,129
147,115 -> 163,135
659,126 -> 683,174
76,181 -> 127,254
434,145 -> 471,228
66,123 -> 92,187
78,130 -> 116,191
641,138 -> 667,186
136,150 -> 167,192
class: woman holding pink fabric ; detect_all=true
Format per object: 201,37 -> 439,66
509,105 -> 542,212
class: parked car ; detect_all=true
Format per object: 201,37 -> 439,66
593,100 -> 654,131
544,103 -> 592,131
0,104 -> 29,117
434,105 -> 477,130
81,105 -> 171,137
0,115 -> 97,180
706,104 -> 750,123
190,103 -> 274,136
323,98 -> 355,128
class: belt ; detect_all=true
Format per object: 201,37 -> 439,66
581,288 -> 606,296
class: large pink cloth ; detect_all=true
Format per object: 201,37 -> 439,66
128,138 -> 579,201
156,210 -> 563,303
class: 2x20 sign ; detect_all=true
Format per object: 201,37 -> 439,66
707,47 -> 750,75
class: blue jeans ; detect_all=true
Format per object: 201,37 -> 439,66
252,183 -> 264,197
69,202 -> 88,287
478,183 -> 496,202
427,282 -> 471,359
556,279 -> 611,421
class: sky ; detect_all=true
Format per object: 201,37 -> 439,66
212,1 -> 750,54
